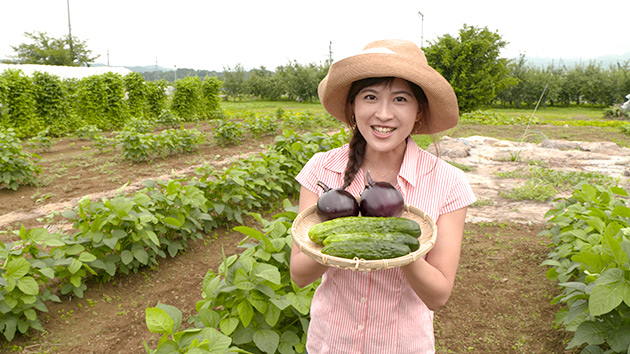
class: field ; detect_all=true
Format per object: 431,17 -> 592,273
1,102 -> 630,353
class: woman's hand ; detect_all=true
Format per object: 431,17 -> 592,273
401,207 -> 467,311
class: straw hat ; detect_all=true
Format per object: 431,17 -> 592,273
318,39 -> 459,134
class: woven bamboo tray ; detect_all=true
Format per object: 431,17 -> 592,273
291,204 -> 437,271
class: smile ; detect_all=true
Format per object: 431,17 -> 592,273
372,126 -> 396,134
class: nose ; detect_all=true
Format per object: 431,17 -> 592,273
375,101 -> 394,120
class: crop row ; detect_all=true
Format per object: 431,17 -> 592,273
0,129 -> 349,344
541,184 -> 630,353
0,69 -> 221,139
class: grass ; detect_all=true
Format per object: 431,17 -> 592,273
219,99 -> 326,114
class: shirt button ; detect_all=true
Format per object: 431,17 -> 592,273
360,297 -> 366,303
358,325 -> 364,330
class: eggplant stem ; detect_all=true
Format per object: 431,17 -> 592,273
316,180 -> 331,193
365,170 -> 374,186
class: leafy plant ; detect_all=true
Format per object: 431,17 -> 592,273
213,119 -> 244,146
155,109 -> 183,129
24,128 -> 52,153
145,201 -> 315,354
0,128 -> 42,190
541,184 -> 630,353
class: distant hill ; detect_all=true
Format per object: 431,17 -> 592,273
124,65 -> 175,73
92,63 -> 174,72
522,52 -> 630,68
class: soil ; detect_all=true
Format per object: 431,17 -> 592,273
2,123 -> 629,353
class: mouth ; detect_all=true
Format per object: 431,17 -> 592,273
372,125 -> 396,134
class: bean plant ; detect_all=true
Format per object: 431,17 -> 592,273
541,184 -> 630,353
0,128 -> 42,190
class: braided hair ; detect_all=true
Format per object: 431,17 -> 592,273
340,77 -> 429,190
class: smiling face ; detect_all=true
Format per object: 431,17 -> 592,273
351,78 -> 422,157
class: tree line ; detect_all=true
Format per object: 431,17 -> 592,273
169,25 -> 630,112
4,28 -> 630,114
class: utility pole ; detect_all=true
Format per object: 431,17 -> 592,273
67,0 -> 75,63
417,11 -> 424,48
328,41 -> 333,66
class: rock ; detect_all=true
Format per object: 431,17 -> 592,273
579,141 -> 621,153
492,140 -> 515,148
428,137 -> 471,158
541,140 -> 580,150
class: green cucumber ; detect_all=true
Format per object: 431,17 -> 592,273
308,216 -> 421,245
322,232 -> 419,252
320,240 -> 411,260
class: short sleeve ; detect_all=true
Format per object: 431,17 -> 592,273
295,152 -> 324,195
439,168 -> 477,215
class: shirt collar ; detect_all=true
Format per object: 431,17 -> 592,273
322,137 -> 422,188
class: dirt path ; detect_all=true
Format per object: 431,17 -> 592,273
3,134 -> 629,353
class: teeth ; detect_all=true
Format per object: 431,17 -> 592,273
373,126 -> 395,133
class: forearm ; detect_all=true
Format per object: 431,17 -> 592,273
401,258 -> 455,310
402,207 -> 467,311
290,246 -> 328,287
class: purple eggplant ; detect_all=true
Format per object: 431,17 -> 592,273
316,181 -> 360,220
359,170 -> 404,217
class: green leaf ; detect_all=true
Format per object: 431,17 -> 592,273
146,230 -> 160,246
197,308 -> 221,328
6,257 -> 30,279
589,269 -> 630,316
219,317 -> 239,335
162,216 -> 182,228
253,263 -> 281,285
200,327 -> 233,353
287,289 -> 312,315
121,250 -> 134,265
16,276 -> 39,295
64,243 -> 85,255
233,225 -> 264,241
156,303 -> 182,333
78,252 -> 97,263
270,297 -> 292,311
1,316 -> 17,341
237,300 -> 254,328
68,258 -> 83,274
145,307 -> 174,334
607,324 -> 630,352
278,331 -> 301,354
234,268 -> 255,291
264,303 -> 281,327
253,329 -> 280,354
70,274 -> 82,288
102,236 -> 118,249
611,205 -> 630,218
133,248 -> 149,265
567,320 -> 606,348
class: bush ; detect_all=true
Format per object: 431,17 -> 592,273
0,128 -> 42,190
604,105 -> 630,119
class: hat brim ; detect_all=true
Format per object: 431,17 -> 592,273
318,51 -> 459,135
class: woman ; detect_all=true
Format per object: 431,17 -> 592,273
291,39 -> 476,353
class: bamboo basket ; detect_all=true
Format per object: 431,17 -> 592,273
291,204 -> 437,271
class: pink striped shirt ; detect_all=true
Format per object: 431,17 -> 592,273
295,137 -> 476,354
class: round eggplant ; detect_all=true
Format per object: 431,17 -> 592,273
359,170 -> 404,217
316,181 -> 360,220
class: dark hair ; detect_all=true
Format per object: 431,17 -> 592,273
341,77 -> 428,189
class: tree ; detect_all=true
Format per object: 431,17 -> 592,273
222,63 -> 246,100
246,66 -> 284,100
4,31 -> 99,67
424,25 -> 513,112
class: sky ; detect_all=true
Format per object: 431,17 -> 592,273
1,0 -> 629,71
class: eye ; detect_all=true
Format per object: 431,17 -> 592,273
394,96 -> 408,102
364,94 -> 377,100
